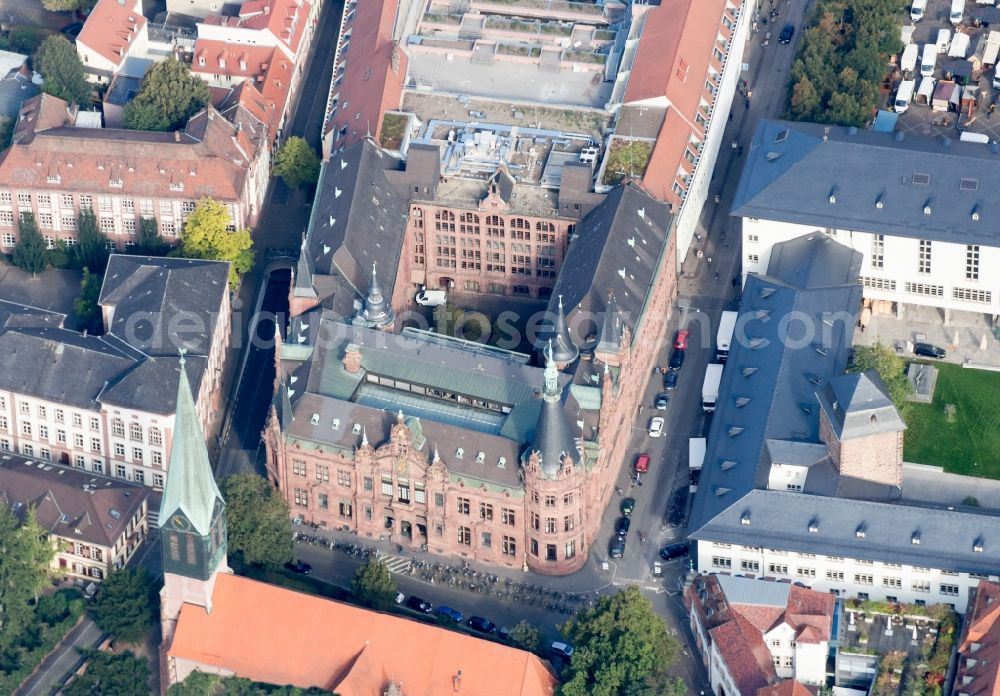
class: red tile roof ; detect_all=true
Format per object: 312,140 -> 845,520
168,573 -> 559,695
324,0 -> 407,154
78,0 -> 147,68
757,680 -> 816,696
200,0 -> 310,56
957,580 -> 1000,696
710,614 -> 778,695
784,585 -> 836,644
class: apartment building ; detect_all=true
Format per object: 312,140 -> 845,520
734,119 -> 1000,321
0,454 -> 149,581
956,580 -> 1000,695
0,256 -> 230,490
688,232 -> 1000,609
76,0 -> 149,79
0,95 -> 265,252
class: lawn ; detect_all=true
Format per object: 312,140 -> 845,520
903,361 -> 1000,478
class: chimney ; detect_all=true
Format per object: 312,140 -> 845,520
174,130 -> 181,142
452,670 -> 462,693
343,343 -> 362,374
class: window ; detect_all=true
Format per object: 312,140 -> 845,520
152,473 -> 164,488
19,401 -> 28,415
293,488 -> 307,507
883,576 -> 902,588
414,481 -> 426,504
0,232 -> 12,246
918,239 -> 932,274
317,493 -> 328,509
111,419 -> 125,437
315,463 -> 329,482
397,479 -> 410,503
457,497 -> 470,515
129,422 -> 142,442
92,460 -> 103,474
458,526 -> 471,546
337,469 -> 351,487
544,495 -> 556,508
502,508 -> 515,526
99,217 -> 115,234
479,502 -> 493,521
292,459 -> 306,476
38,424 -> 48,439
152,451 -> 162,466
861,276 -> 897,291
74,433 -> 84,448
338,499 -> 352,517
966,244 -> 980,281
502,536 -> 516,557
381,474 -> 392,496
565,540 -> 576,559
768,563 -> 788,575
114,443 -> 125,457
149,427 -> 162,446
37,405 -> 46,419
912,580 -> 931,593
747,253 -> 759,263
563,492 -> 574,506
115,464 -> 126,478
740,560 -> 760,572
72,413 -> 82,427
21,444 -> 32,456
953,287 -> 992,304
826,570 -> 844,581
90,417 -> 99,432
871,234 -> 885,269
854,573 -> 874,585
434,492 -> 444,507
481,532 -> 492,548
904,282 -> 943,297
74,454 -> 85,468
564,515 -> 575,532
545,517 -> 556,534
20,421 -> 31,436
16,192 -> 30,207
797,567 -> 816,577
712,556 -> 732,568
747,233 -> 759,244
39,448 -> 50,461
940,584 -> 960,596
132,448 -> 142,462
55,429 -> 65,442
134,469 -> 144,484
546,544 -> 557,561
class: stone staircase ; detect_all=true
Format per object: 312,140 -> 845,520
471,41 -> 497,65
539,47 -> 562,73
458,15 -> 483,40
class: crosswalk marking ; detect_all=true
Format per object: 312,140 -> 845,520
383,556 -> 413,574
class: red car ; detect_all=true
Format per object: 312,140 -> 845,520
634,453 -> 650,473
674,330 -> 689,351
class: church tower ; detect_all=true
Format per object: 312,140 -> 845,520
159,354 -> 230,648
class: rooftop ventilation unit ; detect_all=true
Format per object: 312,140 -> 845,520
912,531 -> 921,545
856,524 -> 867,539
808,518 -> 819,533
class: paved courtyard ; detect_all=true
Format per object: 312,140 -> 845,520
858,304 -> 1000,367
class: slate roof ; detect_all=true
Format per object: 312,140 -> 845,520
0,454 -> 148,548
525,353 -> 581,478
816,370 -> 907,440
732,119 -> 1000,246
99,255 -> 229,357
548,182 -> 671,349
100,355 -> 207,415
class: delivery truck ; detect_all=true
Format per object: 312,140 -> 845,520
702,363 -> 724,413
716,311 -> 737,362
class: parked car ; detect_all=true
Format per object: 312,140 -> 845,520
550,641 -> 575,658
660,543 -> 690,561
61,22 -> 84,40
284,560 -> 312,574
615,516 -> 631,538
648,416 -> 664,438
634,453 -> 650,473
468,616 -> 496,634
497,626 -> 511,641
914,342 -> 946,359
415,287 -> 447,306
663,372 -> 678,391
436,606 -> 463,623
673,330 -> 689,351
406,596 -> 433,613
779,23 -> 795,44
394,592 -> 405,605
668,349 -> 685,371
654,392 -> 669,410
620,497 -> 636,516
609,536 -> 626,558
668,506 -> 685,527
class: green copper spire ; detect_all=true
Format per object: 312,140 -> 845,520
159,352 -> 225,537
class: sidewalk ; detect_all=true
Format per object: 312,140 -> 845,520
16,618 -> 106,696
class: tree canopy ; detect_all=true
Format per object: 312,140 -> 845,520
221,474 -> 293,569
174,199 -> 253,286
73,267 -> 103,334
558,586 -> 679,696
122,58 -> 210,132
34,35 -> 91,106
63,650 -> 149,696
132,217 -> 169,256
787,0 -> 905,126
273,137 -> 321,190
850,342 -> 913,412
167,670 -> 335,695
89,568 -> 159,644
507,621 -> 543,654
12,213 -> 47,277
73,209 -> 110,273
350,558 -> 397,611
0,507 -> 53,653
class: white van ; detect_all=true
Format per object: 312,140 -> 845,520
901,43 -> 919,72
415,287 -> 447,306
936,28 -> 952,53
911,0 -> 928,20
895,80 -> 916,112
916,76 -> 936,104
951,0 -> 966,23
921,43 -> 938,76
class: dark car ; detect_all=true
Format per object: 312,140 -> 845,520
668,349 -> 685,371
663,371 -> 678,391
284,560 -> 312,574
655,392 -> 669,410
615,516 -> 631,538
660,543 -> 690,561
437,606 -> 463,623
609,536 -> 626,559
914,342 -> 946,359
779,23 -> 795,44
406,596 -> 433,614
621,497 -> 636,516
468,616 -> 496,634
61,22 -> 84,40
668,506 -> 684,527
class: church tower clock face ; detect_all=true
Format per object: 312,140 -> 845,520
171,515 -> 191,531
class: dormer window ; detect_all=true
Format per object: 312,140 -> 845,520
198,56 -> 206,66
109,178 -> 123,188
239,60 -> 247,71
169,182 -> 184,192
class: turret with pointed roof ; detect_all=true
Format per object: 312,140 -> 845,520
595,291 -> 622,356
292,233 -> 317,300
542,295 -> 579,366
353,262 -> 394,329
523,342 -> 580,478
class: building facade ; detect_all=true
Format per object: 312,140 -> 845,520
0,454 -> 149,582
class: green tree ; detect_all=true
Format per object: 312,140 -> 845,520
122,58 -> 210,132
132,217 -> 168,256
63,649 -> 149,696
508,620 -> 543,653
558,586 -> 679,696
174,198 -> 253,286
273,136 -> 320,190
74,209 -> 110,273
73,267 -> 103,335
12,212 -> 47,277
34,35 -> 91,106
0,507 -> 54,652
46,239 -> 70,269
221,474 -> 293,568
849,342 -> 913,411
350,558 -> 397,611
89,568 -> 158,644
790,77 -> 820,119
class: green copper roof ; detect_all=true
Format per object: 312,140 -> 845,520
158,357 -> 224,536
